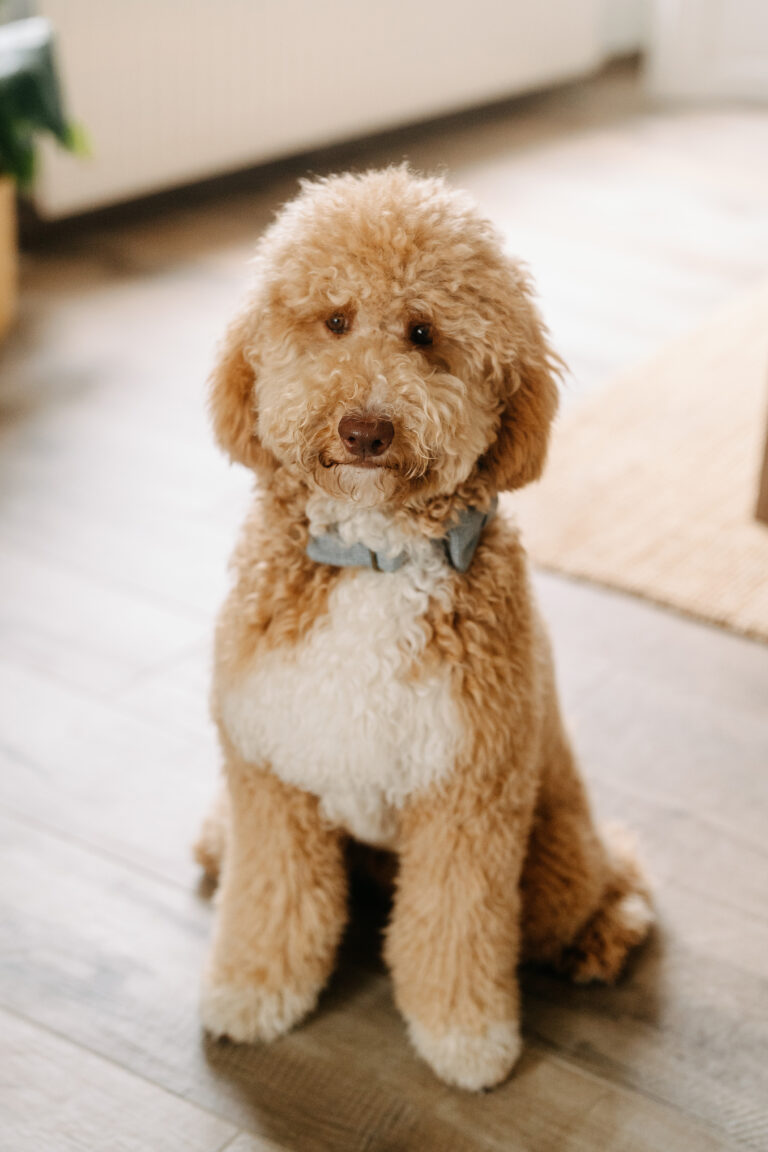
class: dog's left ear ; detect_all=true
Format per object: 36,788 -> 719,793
208,303 -> 273,473
482,262 -> 561,492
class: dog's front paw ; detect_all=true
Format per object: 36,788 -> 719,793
201,976 -> 318,1044
407,1018 -> 522,1091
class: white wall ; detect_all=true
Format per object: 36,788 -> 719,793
648,0 -> 768,100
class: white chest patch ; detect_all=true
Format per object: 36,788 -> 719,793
220,521 -> 464,848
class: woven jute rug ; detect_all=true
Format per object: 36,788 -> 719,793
506,281 -> 768,642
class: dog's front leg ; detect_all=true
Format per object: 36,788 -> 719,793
201,746 -> 347,1044
386,767 -> 535,1091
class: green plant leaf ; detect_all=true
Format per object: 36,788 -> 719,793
0,16 -> 80,186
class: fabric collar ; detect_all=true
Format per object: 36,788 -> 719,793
306,498 -> 498,574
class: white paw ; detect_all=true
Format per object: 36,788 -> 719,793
408,1018 -> 522,1091
200,976 -> 317,1044
616,891 -> 655,939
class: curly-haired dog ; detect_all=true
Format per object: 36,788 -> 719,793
196,167 -> 653,1091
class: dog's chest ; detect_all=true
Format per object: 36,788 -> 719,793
220,561 -> 463,848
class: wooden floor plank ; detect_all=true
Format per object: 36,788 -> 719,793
0,539 -> 204,699
0,656 -> 215,886
534,571 -> 768,723
533,573 -> 768,855
221,1135 -> 292,1152
0,1008 -> 236,1152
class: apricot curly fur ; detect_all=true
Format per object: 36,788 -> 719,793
197,166 -> 653,1091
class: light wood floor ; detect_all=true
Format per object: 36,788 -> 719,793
1,62 -> 767,1151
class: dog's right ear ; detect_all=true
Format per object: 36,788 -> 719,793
208,305 -> 272,471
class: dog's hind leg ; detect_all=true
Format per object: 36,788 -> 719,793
558,819 -> 654,984
520,720 -> 653,983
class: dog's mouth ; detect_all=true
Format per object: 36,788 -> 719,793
319,455 -> 399,471
313,441 -> 435,489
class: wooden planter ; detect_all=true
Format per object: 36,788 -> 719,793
0,176 -> 18,341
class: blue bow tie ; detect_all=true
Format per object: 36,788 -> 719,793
306,498 -> 497,574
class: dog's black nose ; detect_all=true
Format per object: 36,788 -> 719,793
338,414 -> 394,458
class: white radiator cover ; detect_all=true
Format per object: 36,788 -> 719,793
36,0 -> 604,218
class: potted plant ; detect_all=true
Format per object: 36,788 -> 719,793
0,14 -> 80,338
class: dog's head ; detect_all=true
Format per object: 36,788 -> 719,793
210,167 -> 560,508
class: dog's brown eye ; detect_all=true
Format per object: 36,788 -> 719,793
326,312 -> 349,335
409,322 -> 433,346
